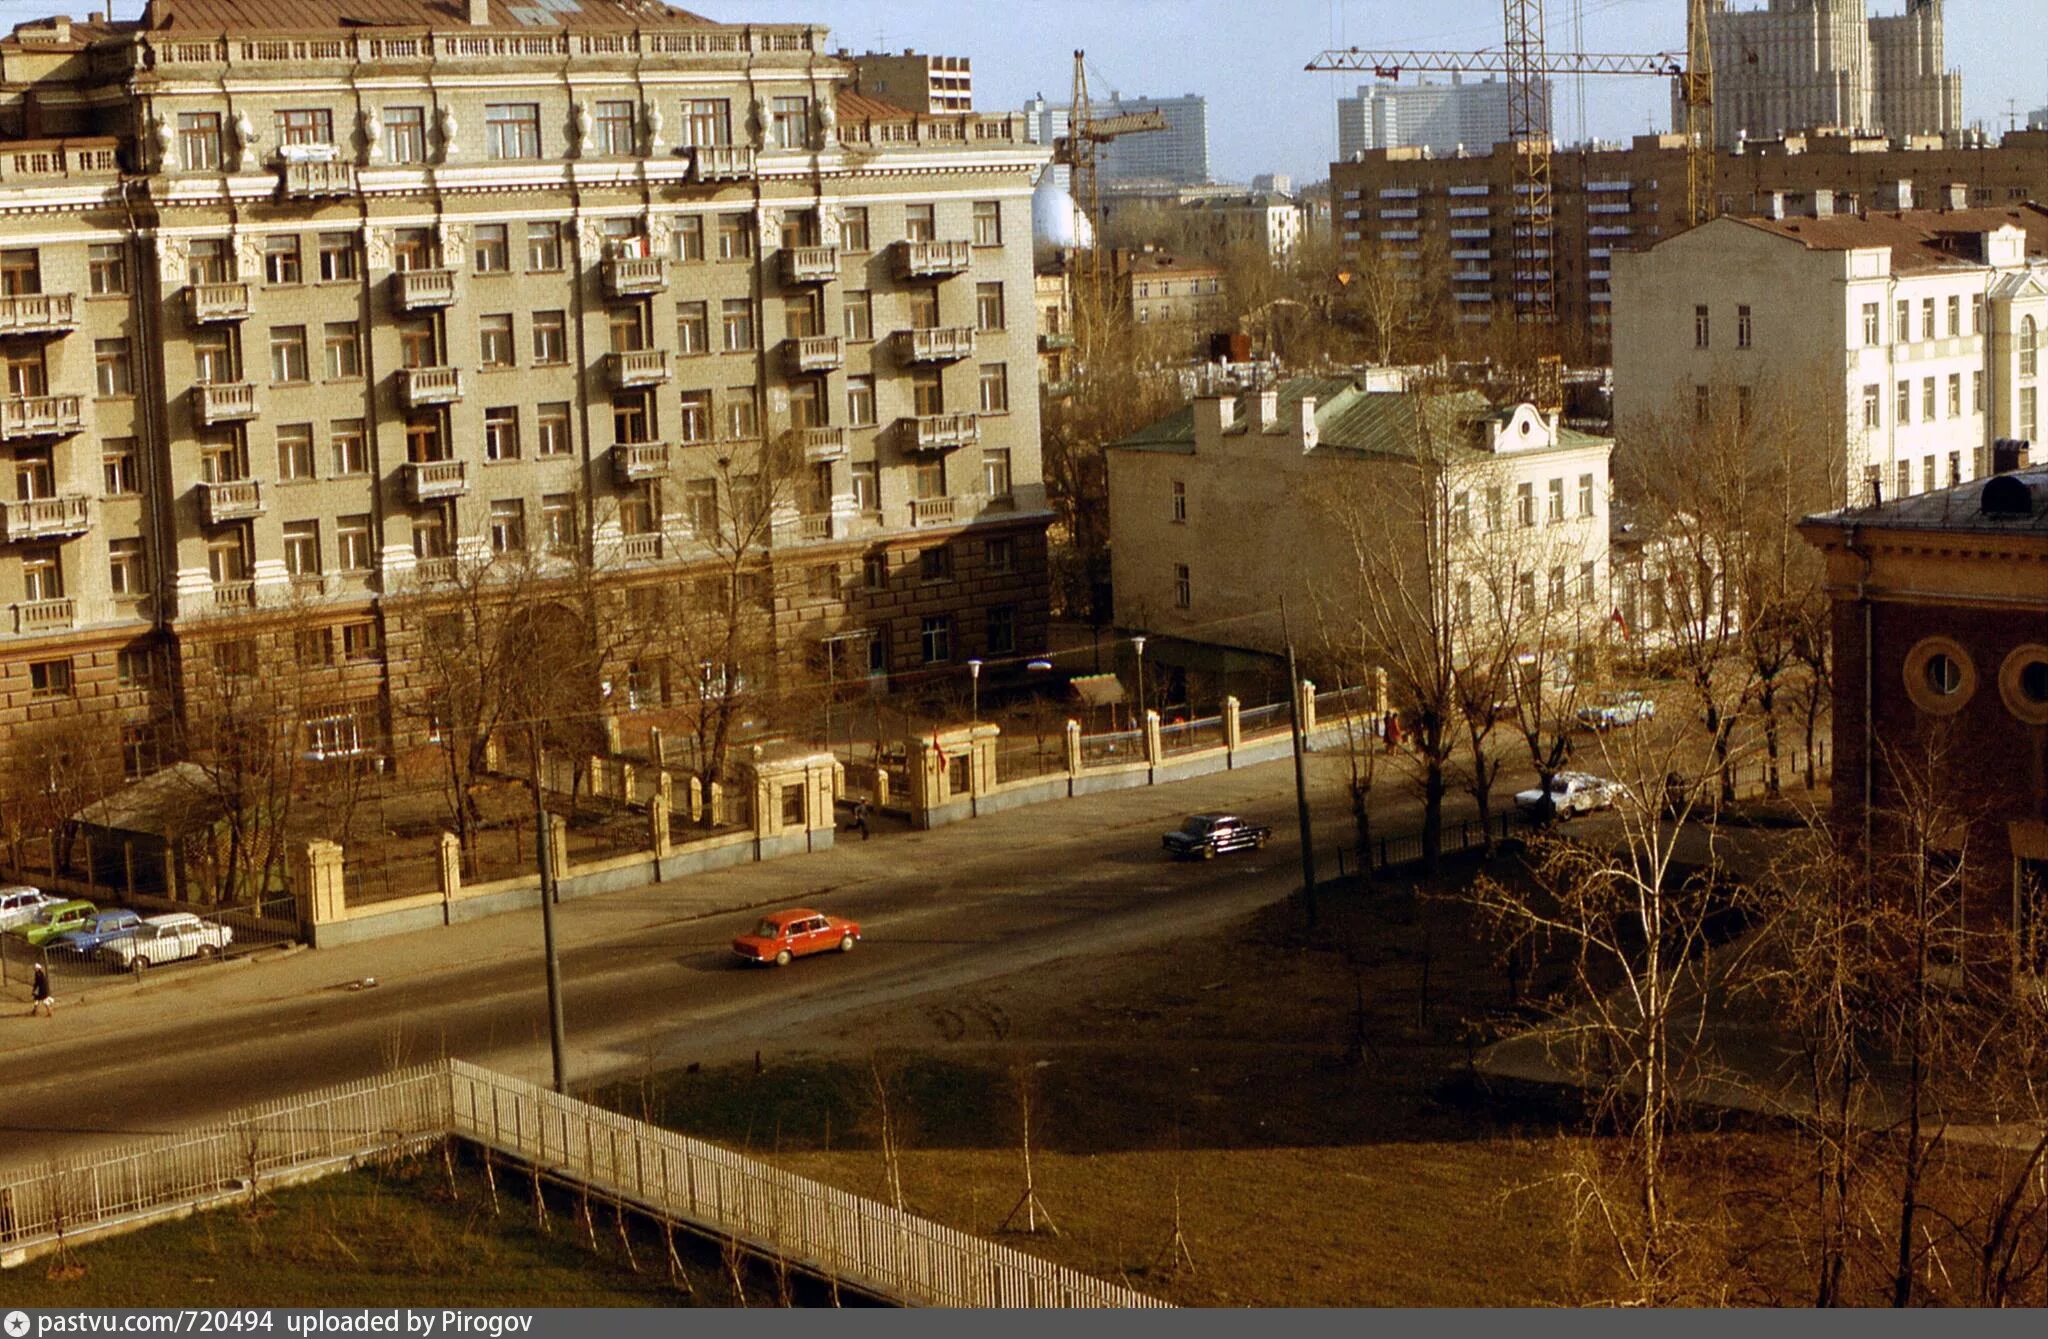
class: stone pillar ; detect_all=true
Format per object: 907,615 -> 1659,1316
688,775 -> 704,823
619,761 -> 638,805
706,781 -> 723,827
1224,696 -> 1242,752
483,733 -> 501,772
436,832 -> 462,902
293,839 -> 346,938
588,754 -> 607,799
1297,678 -> 1317,734
1064,719 -> 1082,777
1143,709 -> 1163,766
650,792 -> 673,858
873,765 -> 891,809
655,769 -> 673,809
546,813 -> 570,881
648,727 -> 666,769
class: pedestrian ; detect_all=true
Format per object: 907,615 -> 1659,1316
29,962 -> 53,1018
1383,712 -> 1403,753
854,799 -> 871,841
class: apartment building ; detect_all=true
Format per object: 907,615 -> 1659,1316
1336,76 -> 1546,161
1034,269 -> 1075,399
1614,203 -> 2048,506
847,50 -> 972,115
1331,129 -> 2048,355
1105,377 -> 1612,702
1175,193 -> 1305,260
1022,92 -> 1210,193
1112,249 -> 1225,348
0,0 -> 1051,774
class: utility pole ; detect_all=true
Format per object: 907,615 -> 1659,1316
528,725 -> 569,1093
1282,597 -> 1317,928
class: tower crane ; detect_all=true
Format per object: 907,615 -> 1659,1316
1052,50 -> 1167,308
1309,0 -> 1716,327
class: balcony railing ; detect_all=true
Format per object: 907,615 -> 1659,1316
606,349 -> 671,389
0,394 -> 83,439
393,268 -> 457,310
197,478 -> 265,525
402,459 -> 469,503
413,556 -> 458,585
211,580 -> 256,610
618,532 -> 664,563
0,293 -> 75,337
610,441 -> 670,485
781,334 -> 842,375
779,245 -> 840,285
0,495 -> 90,541
788,425 -> 846,462
895,326 -> 975,364
193,382 -> 257,425
187,282 -> 251,323
1037,329 -> 1074,352
894,239 -> 973,279
900,412 -> 980,452
401,365 -> 463,408
798,514 -> 834,542
909,496 -> 958,527
602,255 -> 667,298
14,596 -> 75,632
689,144 -> 756,182
281,159 -> 356,198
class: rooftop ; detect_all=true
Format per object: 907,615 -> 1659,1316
1731,204 -> 2048,273
1806,469 -> 2048,536
1117,248 -> 1225,278
135,0 -> 714,32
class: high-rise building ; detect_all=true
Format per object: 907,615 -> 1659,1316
1691,0 -> 1963,147
1022,92 -> 1209,191
846,50 -> 973,114
1336,77 -> 1549,161
0,1 -> 1051,776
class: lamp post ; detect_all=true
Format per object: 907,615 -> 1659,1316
1132,635 -> 1147,732
968,658 -> 983,723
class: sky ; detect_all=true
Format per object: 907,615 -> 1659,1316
6,0 -> 2043,186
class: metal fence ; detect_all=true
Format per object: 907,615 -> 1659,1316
1078,728 -> 1143,769
1237,702 -> 1291,738
1,896 -> 299,991
1157,716 -> 1227,756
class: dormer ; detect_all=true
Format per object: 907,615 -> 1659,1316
1484,403 -> 1558,454
1985,225 -> 2028,269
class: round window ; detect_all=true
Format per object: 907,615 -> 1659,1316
1924,654 -> 1963,696
2025,662 -> 2048,704
1903,637 -> 1975,716
1998,644 -> 2048,725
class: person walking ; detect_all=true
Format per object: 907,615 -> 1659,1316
29,962 -> 53,1018
853,799 -> 871,841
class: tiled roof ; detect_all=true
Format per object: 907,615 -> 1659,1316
1806,470 -> 2048,536
1733,204 -> 2048,274
835,89 -> 920,123
140,0 -> 713,32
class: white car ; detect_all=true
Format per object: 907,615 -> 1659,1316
98,913 -> 233,971
0,886 -> 57,932
1515,771 -> 1625,818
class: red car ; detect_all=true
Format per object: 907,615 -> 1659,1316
731,907 -> 862,967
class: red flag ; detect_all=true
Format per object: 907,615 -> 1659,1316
1610,608 -> 1631,642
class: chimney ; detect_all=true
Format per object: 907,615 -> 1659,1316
1811,189 -> 1836,219
1944,182 -> 1968,211
1192,394 -> 1236,444
1296,396 -> 1319,452
1877,179 -> 1913,212
1762,190 -> 1789,219
1252,389 -> 1279,431
468,0 -> 489,26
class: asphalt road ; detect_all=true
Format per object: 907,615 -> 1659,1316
0,745 -> 1539,1173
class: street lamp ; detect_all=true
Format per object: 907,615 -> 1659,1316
1132,635 -> 1147,731
967,658 -> 983,723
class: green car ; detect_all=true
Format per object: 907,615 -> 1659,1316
16,899 -> 96,948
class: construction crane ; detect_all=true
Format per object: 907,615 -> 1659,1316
1052,50 -> 1167,306
1309,0 -> 1717,327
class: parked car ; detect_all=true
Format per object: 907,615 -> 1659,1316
732,908 -> 862,967
13,899 -> 98,948
1162,813 -> 1272,860
1514,772 -> 1626,819
0,886 -> 57,932
1578,691 -> 1658,731
45,910 -> 144,958
99,913 -> 233,971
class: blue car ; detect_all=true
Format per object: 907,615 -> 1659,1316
46,909 -> 143,959
1577,691 -> 1658,731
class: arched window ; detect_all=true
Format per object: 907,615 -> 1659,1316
2023,315 -> 2039,379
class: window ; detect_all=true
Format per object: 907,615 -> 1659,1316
905,204 -> 936,243
1921,297 -> 1935,341
1947,295 -> 1961,337
316,321 -> 360,380
1484,487 -> 1504,531
679,389 -> 712,443
484,406 -> 519,461
1923,377 -> 1936,422
108,539 -> 145,596
1546,477 -> 1565,523
341,621 -> 379,663
913,367 -> 944,416
327,419 -> 366,476
1974,370 -> 1985,414
1923,455 -> 1937,494
12,449 -> 51,499
985,535 -> 1015,573
846,375 -> 876,427
1895,299 -> 1910,343
982,447 -> 1012,499
920,614 -> 952,664
1736,304 -> 1751,349
116,646 -> 155,686
920,545 -> 954,582
1972,294 -> 1985,335
721,298 -> 755,351
976,282 -> 1005,331
1897,380 -> 1911,425
479,314 -> 515,367
2023,385 -> 2038,442
1861,302 -> 1880,346
316,232 -> 357,282
516,222 -> 560,274
88,243 -> 126,296
517,309 -> 562,365
283,520 -> 320,577
914,458 -> 945,500
397,319 -> 437,370
541,493 -> 577,550
22,546 -> 62,599
1949,373 -> 1963,419
770,95 -> 811,148
263,234 -> 301,285
1896,458 -> 1912,499
852,462 -> 880,514
102,438 -> 137,494
1577,472 -> 1595,516
594,99 -> 637,155
1171,479 -> 1187,522
986,604 -> 1016,655
1548,565 -> 1567,604
1516,481 -> 1535,527
538,402 -> 573,457
488,499 -> 525,553
672,216 -> 704,263
1693,304 -> 1709,349
1450,490 -> 1470,535
2025,317 -> 2040,378
412,507 -> 451,559
187,238 -> 230,285
276,423 -> 315,479
485,103 -> 541,160
908,287 -> 940,331
269,325 -> 308,383
1174,562 -> 1192,609
676,301 -> 709,354
471,223 -> 510,274
978,363 -> 1010,414
1579,561 -> 1597,605
972,200 -> 1002,247
178,112 -> 222,171
716,213 -> 752,260
277,107 -> 333,146
682,478 -> 718,536
724,387 -> 757,440
682,98 -> 731,148
783,289 -> 824,339
94,338 -> 132,396
28,658 -> 71,700
613,389 -> 654,445
384,106 -> 425,163
843,291 -> 873,342
1694,384 -> 1710,425
1862,383 -> 1882,429
787,379 -> 823,429
337,514 -> 372,571
861,553 -> 889,592
198,435 -> 244,484
841,207 -> 869,252
1516,570 -> 1535,610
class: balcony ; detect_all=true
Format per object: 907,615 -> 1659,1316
211,581 -> 256,611
788,425 -> 846,462
413,557 -> 458,585
779,246 -> 840,285
618,532 -> 664,564
895,326 -> 975,364
895,239 -> 973,280
602,255 -> 667,299
187,282 -> 252,324
401,365 -> 463,408
197,478 -> 265,525
798,514 -> 834,542
0,293 -> 75,337
610,441 -> 670,485
781,335 -> 842,375
0,495 -> 90,541
606,349 -> 671,389
402,459 -> 469,503
1037,329 -> 1074,352
0,394 -> 83,439
393,268 -> 457,310
281,159 -> 356,198
689,144 -> 756,182
193,382 -> 257,425
13,597 -> 75,633
909,496 -> 958,527
900,413 -> 979,452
